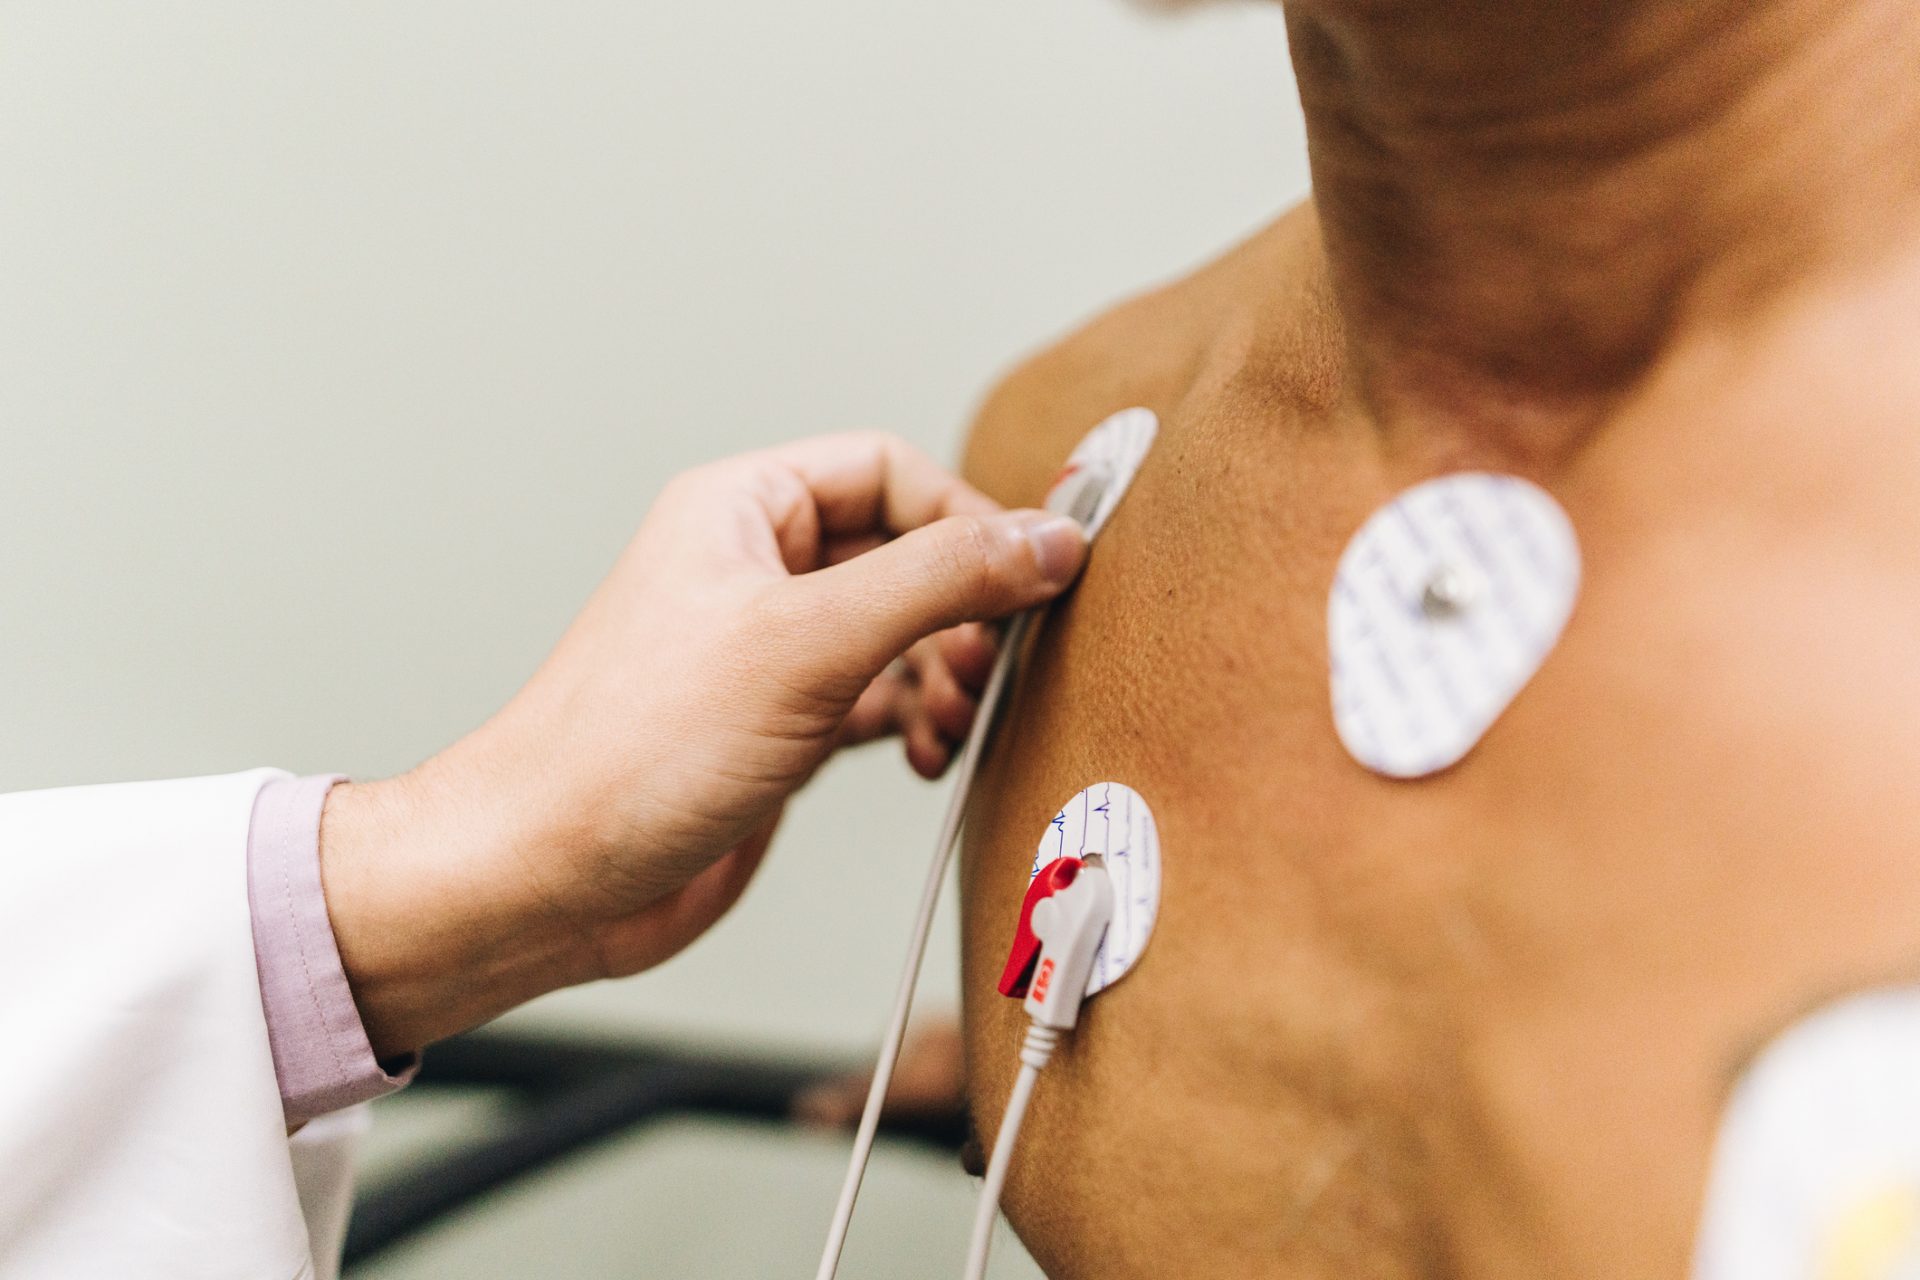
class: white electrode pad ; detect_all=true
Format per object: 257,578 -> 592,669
1045,407 -> 1158,537
1027,782 -> 1160,997
1694,987 -> 1920,1280
1328,472 -> 1581,778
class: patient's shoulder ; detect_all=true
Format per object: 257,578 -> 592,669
958,292 -> 1201,509
959,207 -> 1323,507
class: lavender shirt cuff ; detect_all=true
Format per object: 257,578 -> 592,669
247,773 -> 418,1126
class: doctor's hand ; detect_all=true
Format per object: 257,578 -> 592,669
318,433 -> 1087,1059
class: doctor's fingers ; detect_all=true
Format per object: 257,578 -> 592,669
833,637 -> 977,778
911,645 -> 979,743
826,624 -> 996,739
761,430 -> 1000,537
774,508 -> 1086,688
678,432 -> 1003,576
834,674 -> 951,778
934,621 -> 998,690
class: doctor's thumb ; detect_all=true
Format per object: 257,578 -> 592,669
791,509 -> 1088,681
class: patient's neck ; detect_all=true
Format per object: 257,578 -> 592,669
1283,0 -> 1920,452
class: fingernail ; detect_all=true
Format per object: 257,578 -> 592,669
1019,512 -> 1089,586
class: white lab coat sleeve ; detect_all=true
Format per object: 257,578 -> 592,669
0,770 -> 353,1280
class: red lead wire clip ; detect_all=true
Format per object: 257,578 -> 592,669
996,857 -> 1085,998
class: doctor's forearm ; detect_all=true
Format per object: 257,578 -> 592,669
316,745 -> 606,1060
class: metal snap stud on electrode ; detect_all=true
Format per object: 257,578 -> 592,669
1420,562 -> 1481,620
1329,472 -> 1581,779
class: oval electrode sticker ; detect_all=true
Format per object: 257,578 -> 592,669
1045,407 -> 1158,538
1694,987 -> 1920,1280
1028,782 -> 1160,997
1328,472 -> 1580,779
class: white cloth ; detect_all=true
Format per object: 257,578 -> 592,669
0,771 -> 358,1280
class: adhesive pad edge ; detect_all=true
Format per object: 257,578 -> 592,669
1045,407 -> 1158,540
1328,472 -> 1581,779
1027,781 -> 1160,997
1694,986 -> 1920,1280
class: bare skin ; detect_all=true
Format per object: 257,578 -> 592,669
956,1 -> 1920,1276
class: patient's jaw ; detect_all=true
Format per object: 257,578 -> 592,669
954,2 -> 1920,1275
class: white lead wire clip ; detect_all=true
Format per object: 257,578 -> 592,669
1019,857 -> 1113,1032
962,860 -> 1113,1280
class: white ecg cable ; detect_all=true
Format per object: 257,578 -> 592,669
814,405 -> 1163,1279
814,463 -> 1119,1280
963,860 -> 1113,1280
964,1022 -> 1057,1280
812,607 -> 1035,1280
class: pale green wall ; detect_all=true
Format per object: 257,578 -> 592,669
0,3 -> 1306,1274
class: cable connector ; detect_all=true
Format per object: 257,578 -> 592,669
963,860 -> 1114,1280
1020,860 -> 1113,1031
996,856 -> 1083,999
